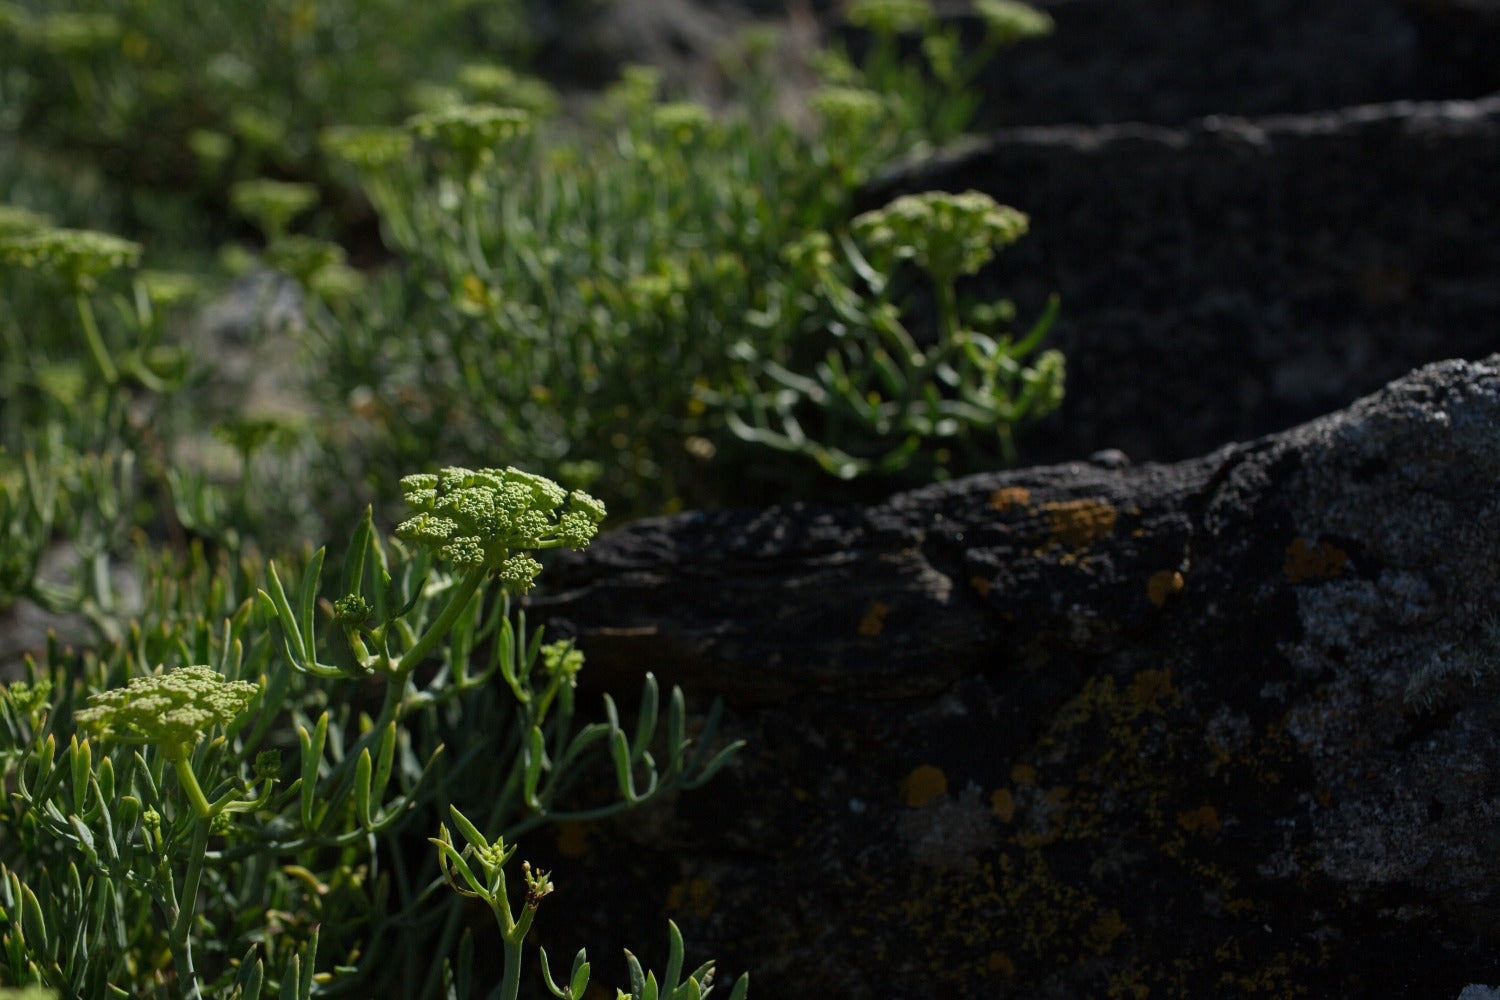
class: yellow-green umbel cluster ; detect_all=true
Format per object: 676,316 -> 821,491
395,467 -> 606,593
229,178 -> 319,240
853,189 -> 1028,282
0,205 -> 52,238
74,665 -> 259,761
0,227 -> 142,290
406,104 -> 532,176
845,0 -> 935,34
976,0 -> 1055,42
320,124 -> 415,172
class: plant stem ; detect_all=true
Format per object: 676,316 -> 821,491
498,933 -> 524,1000
171,753 -> 214,821
169,817 -> 212,1000
395,566 -> 486,677
74,289 -> 119,385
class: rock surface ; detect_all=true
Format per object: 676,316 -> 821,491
962,0 -> 1500,128
859,96 -> 1500,471
529,356 -> 1500,999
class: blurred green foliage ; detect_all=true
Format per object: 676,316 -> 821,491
0,0 -> 1063,994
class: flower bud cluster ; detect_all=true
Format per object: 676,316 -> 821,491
853,189 -> 1028,280
74,665 -> 258,755
845,0 -> 934,34
0,227 -> 141,289
395,466 -> 606,591
977,0 -> 1055,43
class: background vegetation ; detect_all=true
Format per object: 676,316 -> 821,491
0,1 -> 1060,996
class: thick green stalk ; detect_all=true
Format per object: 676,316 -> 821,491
74,289 -> 119,385
498,933 -> 524,1000
395,566 -> 487,677
170,751 -> 214,821
168,817 -> 212,1000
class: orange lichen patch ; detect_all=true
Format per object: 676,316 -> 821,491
1177,805 -> 1222,835
989,486 -> 1031,511
990,788 -> 1016,822
1127,667 -> 1175,710
665,876 -> 717,919
1146,569 -> 1185,608
970,575 -> 992,597
1283,537 -> 1347,581
986,951 -> 1016,976
1045,499 -> 1118,548
554,822 -> 590,859
1010,763 -> 1037,787
858,600 -> 890,636
901,764 -> 948,807
1085,909 -> 1127,954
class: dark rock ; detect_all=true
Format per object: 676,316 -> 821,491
858,96 -> 1500,469
529,356 -> 1500,998
957,0 -> 1500,129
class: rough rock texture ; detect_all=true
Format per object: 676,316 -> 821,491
528,357 -> 1500,999
961,0 -> 1500,128
858,96 -> 1500,470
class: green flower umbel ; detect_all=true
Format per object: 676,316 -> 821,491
395,467 -> 605,593
75,665 -> 258,762
0,226 -> 141,292
852,189 -> 1028,284
75,666 -> 260,820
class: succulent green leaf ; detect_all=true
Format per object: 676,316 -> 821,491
631,673 -> 660,763
297,547 -> 326,660
70,735 -> 90,815
298,712 -> 329,830
430,827 -> 485,900
664,920 -> 685,996
523,725 -> 546,808
354,747 -> 374,829
571,957 -> 592,1000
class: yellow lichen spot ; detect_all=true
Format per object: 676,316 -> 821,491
665,876 -> 717,919
1146,569 -> 1185,608
858,600 -> 890,636
1283,537 -> 1347,581
460,272 -> 490,307
901,764 -> 948,807
1176,805 -> 1222,835
555,822 -> 590,859
988,486 -> 1031,511
792,786 -> 812,802
970,575 -> 992,597
990,788 -> 1016,822
986,951 -> 1016,976
1086,909 -> 1127,954
1010,763 -> 1037,786
121,30 -> 149,60
1127,667 -> 1175,710
1045,498 -> 1118,549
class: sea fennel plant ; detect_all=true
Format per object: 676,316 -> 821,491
0,465 -> 745,999
297,5 -> 1060,519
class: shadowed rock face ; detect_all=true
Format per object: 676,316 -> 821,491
858,97 -> 1500,472
962,0 -> 1500,129
529,357 -> 1500,999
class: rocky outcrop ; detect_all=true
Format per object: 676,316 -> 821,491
528,357 -> 1500,999
961,0 -> 1500,129
859,96 -> 1500,471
